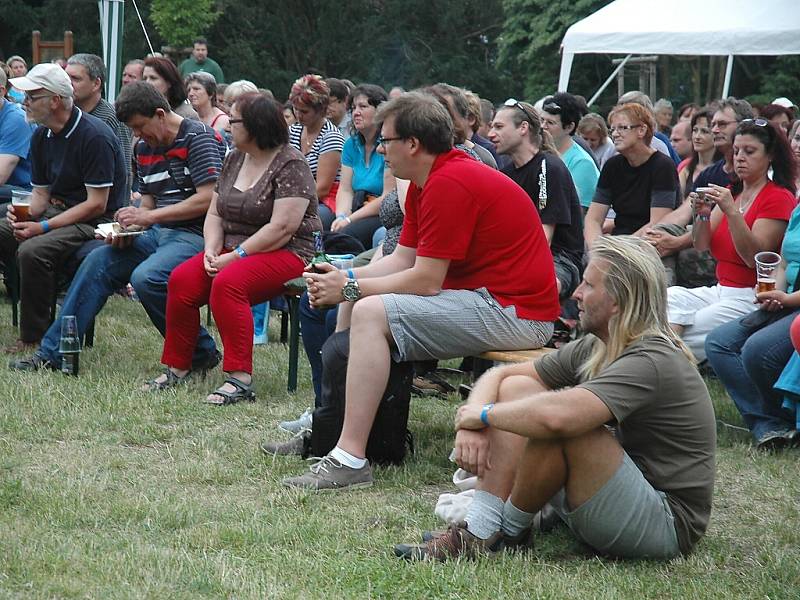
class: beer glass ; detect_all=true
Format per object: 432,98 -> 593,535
11,189 -> 32,221
754,251 -> 781,293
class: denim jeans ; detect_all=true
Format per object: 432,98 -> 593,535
39,225 -> 217,365
299,291 -> 337,405
705,310 -> 799,440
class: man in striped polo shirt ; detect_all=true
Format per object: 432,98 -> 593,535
11,81 -> 226,373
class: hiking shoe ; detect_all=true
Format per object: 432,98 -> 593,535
260,430 -> 309,456
9,352 -> 59,372
421,524 -> 535,551
395,522 -> 504,561
756,430 -> 793,451
279,407 -> 313,434
281,454 -> 373,491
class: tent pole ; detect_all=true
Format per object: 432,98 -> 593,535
587,54 -> 632,107
722,54 -> 734,98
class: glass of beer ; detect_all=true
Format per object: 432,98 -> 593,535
754,251 -> 781,293
11,189 -> 32,221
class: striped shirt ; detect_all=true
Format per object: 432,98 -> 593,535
90,98 -> 133,191
135,118 -> 226,234
289,119 -> 344,183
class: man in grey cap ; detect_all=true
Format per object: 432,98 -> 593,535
1,63 -> 127,352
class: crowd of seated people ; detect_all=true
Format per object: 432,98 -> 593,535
3,46 -> 800,566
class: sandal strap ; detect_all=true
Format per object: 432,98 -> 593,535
223,376 -> 252,393
204,376 -> 255,405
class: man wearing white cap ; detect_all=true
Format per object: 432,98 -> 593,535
0,63 -> 127,352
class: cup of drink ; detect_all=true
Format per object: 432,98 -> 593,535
11,189 -> 32,221
754,251 -> 781,293
330,253 -> 355,271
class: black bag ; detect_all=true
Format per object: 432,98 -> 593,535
307,330 -> 413,465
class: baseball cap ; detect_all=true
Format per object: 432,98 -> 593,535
772,97 -> 798,110
10,63 -> 73,98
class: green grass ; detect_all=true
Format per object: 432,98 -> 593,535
0,295 -> 799,599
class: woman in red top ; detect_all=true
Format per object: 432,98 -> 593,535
667,119 -> 798,362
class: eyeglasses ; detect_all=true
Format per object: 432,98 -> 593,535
740,118 -> 769,127
710,119 -> 736,129
377,136 -> 404,148
228,118 -> 244,125
23,92 -> 53,103
609,124 -> 641,134
503,98 -> 537,126
542,101 -> 561,114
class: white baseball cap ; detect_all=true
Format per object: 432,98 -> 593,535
10,63 -> 73,98
772,97 -> 797,110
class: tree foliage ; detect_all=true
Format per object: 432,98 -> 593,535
150,0 -> 220,49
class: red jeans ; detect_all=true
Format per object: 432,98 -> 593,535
162,249 -> 304,373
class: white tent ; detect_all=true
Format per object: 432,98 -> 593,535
558,0 -> 800,97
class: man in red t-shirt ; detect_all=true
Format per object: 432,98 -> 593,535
283,92 -> 560,491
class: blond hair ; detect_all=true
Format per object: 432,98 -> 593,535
580,236 -> 695,379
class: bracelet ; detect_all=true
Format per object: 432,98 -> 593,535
40,219 -> 50,233
480,403 -> 495,427
696,214 -> 710,222
234,245 -> 247,258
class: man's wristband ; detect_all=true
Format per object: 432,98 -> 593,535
40,219 -> 50,233
696,214 -> 710,222
347,269 -> 355,280
480,403 -> 495,427
234,245 -> 247,258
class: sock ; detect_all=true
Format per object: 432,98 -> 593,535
464,490 -> 504,540
501,498 -> 536,538
330,445 -> 367,469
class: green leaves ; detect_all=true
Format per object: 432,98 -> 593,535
150,0 -> 221,49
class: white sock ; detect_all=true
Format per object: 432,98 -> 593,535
330,446 -> 367,469
464,490 -> 504,540
501,498 -> 536,537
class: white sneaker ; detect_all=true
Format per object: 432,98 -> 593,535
279,407 -> 313,434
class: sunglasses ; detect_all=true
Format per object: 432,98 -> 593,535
503,98 -> 537,126
740,118 -> 769,127
542,101 -> 561,114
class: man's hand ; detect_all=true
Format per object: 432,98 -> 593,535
643,228 -> 683,257
455,402 -> 488,431
12,220 -> 45,241
330,216 -> 349,232
116,206 -> 153,229
304,262 -> 347,307
99,232 -> 134,249
453,429 -> 491,478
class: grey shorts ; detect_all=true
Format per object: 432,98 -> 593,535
551,453 -> 681,559
380,288 -> 553,362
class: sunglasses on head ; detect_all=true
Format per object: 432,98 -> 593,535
504,98 -> 537,126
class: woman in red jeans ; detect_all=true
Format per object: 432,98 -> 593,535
145,93 -> 321,404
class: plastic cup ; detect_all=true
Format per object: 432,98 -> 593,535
329,253 -> 355,271
59,315 -> 80,354
754,251 -> 781,293
11,189 -> 32,221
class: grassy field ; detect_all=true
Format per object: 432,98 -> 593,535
0,295 -> 798,599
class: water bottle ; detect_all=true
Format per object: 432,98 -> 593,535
59,315 -> 81,376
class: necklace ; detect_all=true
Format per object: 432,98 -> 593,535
738,180 -> 766,214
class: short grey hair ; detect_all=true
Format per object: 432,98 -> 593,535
224,79 -> 258,104
67,53 -> 107,85
654,98 -> 673,113
717,96 -> 754,122
618,90 -> 654,112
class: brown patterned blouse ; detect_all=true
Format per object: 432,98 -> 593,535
214,144 -> 321,263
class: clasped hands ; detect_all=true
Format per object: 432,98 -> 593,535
304,262 -> 347,307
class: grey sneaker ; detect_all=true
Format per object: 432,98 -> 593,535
281,454 -> 373,491
260,429 -> 310,456
279,407 -> 313,434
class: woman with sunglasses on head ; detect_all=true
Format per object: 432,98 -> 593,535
288,74 -> 345,230
146,93 -> 321,404
330,84 -> 395,249
667,118 -> 797,363
584,103 -> 680,247
185,71 -> 229,136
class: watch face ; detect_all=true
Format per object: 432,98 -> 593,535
343,279 -> 361,302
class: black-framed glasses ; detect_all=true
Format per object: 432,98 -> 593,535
377,136 -> 404,148
23,92 -> 53,103
228,118 -> 244,125
503,98 -> 537,126
542,101 -> 561,114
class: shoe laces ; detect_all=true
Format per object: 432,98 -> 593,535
307,454 -> 343,475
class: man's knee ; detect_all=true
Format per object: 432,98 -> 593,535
350,296 -> 388,331
17,238 -> 48,269
562,426 -> 623,464
131,263 -> 167,298
497,373 -> 548,403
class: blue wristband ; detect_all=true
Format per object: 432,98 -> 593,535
40,219 -> 50,233
480,403 -> 494,427
347,269 -> 355,280
234,245 -> 247,258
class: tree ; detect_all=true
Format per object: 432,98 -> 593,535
149,0 -> 220,49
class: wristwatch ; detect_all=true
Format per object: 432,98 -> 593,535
342,277 -> 362,302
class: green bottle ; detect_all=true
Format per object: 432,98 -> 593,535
309,231 -> 335,311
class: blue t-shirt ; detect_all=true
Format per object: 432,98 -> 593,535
30,107 -> 127,216
341,135 -> 385,196
0,100 -> 34,188
782,204 -> 800,293
562,140 -> 600,208
691,159 -> 734,192
655,131 -> 681,165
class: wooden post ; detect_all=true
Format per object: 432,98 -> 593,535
32,30 -> 73,65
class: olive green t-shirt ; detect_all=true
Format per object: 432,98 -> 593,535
535,334 -> 716,555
